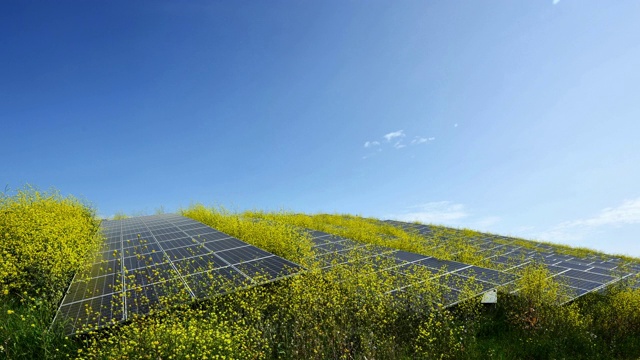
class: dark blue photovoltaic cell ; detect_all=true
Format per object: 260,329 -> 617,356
587,267 -> 616,276
204,238 -> 248,252
438,273 -> 495,293
196,232 -> 234,242
557,275 -> 603,291
235,256 -> 301,279
164,245 -> 210,260
556,261 -> 592,271
314,240 -> 361,253
590,262 -> 618,270
456,266 -> 517,285
53,214 -> 303,335
395,262 -> 440,276
391,250 -> 430,263
215,246 -> 272,265
57,293 -> 123,335
542,265 -> 569,275
384,219 -> 640,303
562,269 -> 614,284
305,228 -> 514,307
415,257 -> 468,272
82,259 -> 120,278
184,267 -> 248,297
123,252 -> 167,270
173,254 -> 228,274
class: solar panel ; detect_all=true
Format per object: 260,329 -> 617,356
384,219 -> 640,303
304,228 -> 516,307
53,214 -> 302,335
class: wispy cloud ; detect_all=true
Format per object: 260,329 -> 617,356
553,0 -> 560,5
362,130 -> 434,158
388,201 -> 468,224
410,136 -> 435,145
537,197 -> 640,243
565,198 -> 640,227
454,123 -> 458,128
383,130 -> 405,142
386,201 -> 501,232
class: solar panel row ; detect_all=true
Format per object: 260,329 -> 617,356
384,220 -> 640,302
53,214 -> 301,335
305,229 -> 517,306
55,215 -> 638,336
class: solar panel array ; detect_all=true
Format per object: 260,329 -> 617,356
305,229 -> 517,306
54,214 -> 640,335
53,214 -> 301,335
385,220 -> 640,301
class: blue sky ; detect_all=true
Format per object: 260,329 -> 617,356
2,1 -> 640,256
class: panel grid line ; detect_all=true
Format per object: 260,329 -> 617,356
140,221 -> 197,299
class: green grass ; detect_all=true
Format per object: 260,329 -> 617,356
2,198 -> 640,359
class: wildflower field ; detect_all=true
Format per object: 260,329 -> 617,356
2,190 -> 640,359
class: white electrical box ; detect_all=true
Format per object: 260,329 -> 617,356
481,289 -> 498,304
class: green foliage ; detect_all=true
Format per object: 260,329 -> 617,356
0,186 -> 100,359
4,200 -> 640,359
179,206 -> 478,358
243,211 -> 496,268
0,186 -> 101,297
110,211 -> 129,220
580,284 -> 640,356
182,205 -> 315,265
78,299 -> 267,359
415,304 -> 466,359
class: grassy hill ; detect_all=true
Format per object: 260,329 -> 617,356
1,188 -> 640,359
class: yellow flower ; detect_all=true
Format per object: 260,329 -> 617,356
7,309 -> 14,314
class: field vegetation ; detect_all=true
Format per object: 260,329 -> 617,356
2,195 -> 640,359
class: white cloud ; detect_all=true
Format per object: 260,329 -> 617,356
386,202 -> 502,234
362,130 -> 434,158
388,201 -> 468,224
454,123 -> 458,128
537,197 -> 640,244
553,0 -> 560,5
383,130 -> 405,142
565,198 -> 640,227
409,136 -> 435,145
